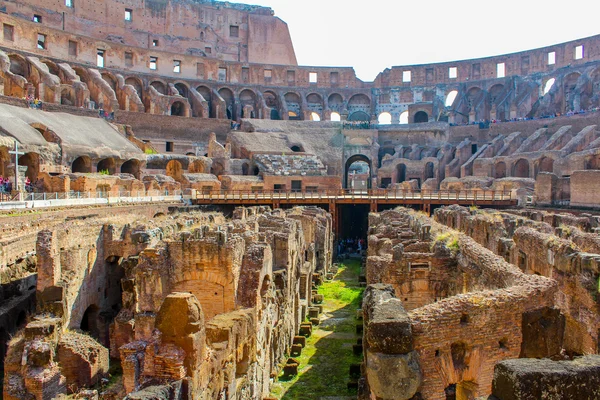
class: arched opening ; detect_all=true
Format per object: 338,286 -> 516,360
8,54 -> 28,78
445,90 -> 459,107
218,88 -> 235,120
170,101 -> 185,116
18,153 -> 40,181
60,88 -> 74,106
397,164 -> 407,183
537,157 -> 554,176
150,81 -> 166,95
495,162 -> 506,178
188,160 -> 206,173
513,159 -> 530,178
285,92 -> 302,120
104,256 -> 125,341
41,60 -> 60,78
399,111 -> 409,124
125,77 -> 143,99
211,160 -> 225,176
80,304 -> 100,339
174,82 -> 189,98
263,91 -> 280,120
253,166 -> 260,176
242,163 -> 249,175
121,159 -> 141,178
345,155 -> 371,189
97,158 -> 116,175
585,154 -> 600,170
424,162 -> 434,180
328,93 -> 344,112
310,112 -> 321,121
414,111 -> 428,123
72,156 -> 92,173
166,160 -> 183,180
101,72 -> 117,93
240,89 -> 257,118
196,86 -> 212,116
347,111 -> 370,121
378,147 -> 395,168
330,112 -> 341,121
543,78 -> 556,95
16,311 -> 26,328
378,112 -> 392,125
290,145 -> 304,153
307,93 -> 324,119
348,94 -> 371,118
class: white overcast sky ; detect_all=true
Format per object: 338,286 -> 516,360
246,0 -> 600,82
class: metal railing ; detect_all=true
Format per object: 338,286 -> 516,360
1,190 -> 183,202
195,189 -> 516,202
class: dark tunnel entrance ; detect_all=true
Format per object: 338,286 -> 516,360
339,204 -> 369,241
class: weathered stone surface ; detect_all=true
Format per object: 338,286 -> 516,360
520,307 -> 565,358
365,350 -> 422,400
492,356 -> 600,400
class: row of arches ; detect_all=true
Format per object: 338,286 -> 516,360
492,157 -> 555,179
377,111 -> 429,125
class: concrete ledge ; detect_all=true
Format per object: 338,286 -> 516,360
0,195 -> 183,210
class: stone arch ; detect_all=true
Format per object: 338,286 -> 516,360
345,154 -> 371,189
218,87 -> 235,119
239,89 -> 258,118
399,110 -> 409,124
378,147 -> 395,168
330,112 -> 341,121
513,159 -> 530,178
536,156 -> 554,176
196,85 -> 213,117
585,154 -> 600,170
125,77 -> 143,99
8,54 -> 29,78
285,92 -> 302,120
494,161 -> 507,178
101,72 -> 117,91
413,111 -> 429,123
445,90 -> 459,107
60,86 -> 75,106
150,80 -> 167,95
19,152 -> 40,181
72,156 -> 92,173
174,82 -> 189,98
348,93 -> 371,118
306,92 -> 324,116
170,101 -> 186,116
397,163 -> 407,183
563,72 -> 581,112
40,59 -> 60,79
97,158 -> 116,175
189,159 -> 207,174
378,112 -> 392,125
166,160 -> 183,180
121,159 -> 141,179
30,123 -> 60,144
242,163 -> 250,175
263,90 -> 280,120
211,160 -> 225,176
348,111 -> 370,121
424,162 -> 435,180
328,93 -> 344,113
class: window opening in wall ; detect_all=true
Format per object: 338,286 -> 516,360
264,69 -> 272,83
310,112 -> 321,121
149,56 -> 157,70
471,144 -> 478,154
200,31 -> 205,41
124,8 -> 132,21
241,67 -> 249,82
152,39 -> 158,47
426,68 -> 434,82
471,63 -> 480,79
575,45 -> 584,60
65,0 -> 73,7
309,72 -> 318,83
33,15 -> 42,23
402,70 -> 411,83
330,112 -> 341,122
205,46 -> 212,55
445,90 -> 458,107
229,25 -> 239,38
124,51 -> 133,67
497,62 -> 505,78
378,112 -> 392,125
218,67 -> 227,82
399,110 -> 409,124
3,24 -> 14,41
97,49 -> 105,67
448,67 -> 457,79
173,60 -> 181,73
543,78 -> 555,95
68,40 -> 77,56
37,33 -> 46,49
548,51 -> 556,65
291,180 -> 302,192
166,142 -> 174,152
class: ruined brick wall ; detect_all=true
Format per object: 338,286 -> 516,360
365,208 -> 558,399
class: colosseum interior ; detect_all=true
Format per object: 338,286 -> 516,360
1,0 -> 600,399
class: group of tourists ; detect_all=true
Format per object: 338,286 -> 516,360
23,94 -> 43,110
98,108 -> 115,121
337,237 -> 366,255
0,177 -> 34,194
